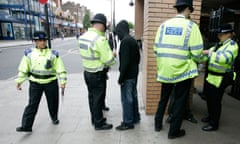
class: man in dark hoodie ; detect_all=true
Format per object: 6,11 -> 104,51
114,20 -> 141,130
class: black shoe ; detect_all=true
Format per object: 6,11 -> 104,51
202,124 -> 218,131
201,117 -> 210,123
102,106 -> 110,111
92,117 -> 107,125
95,123 -> 113,130
52,119 -> 60,125
16,127 -> 32,132
116,122 -> 134,131
168,129 -> 186,139
185,116 -> 198,124
155,125 -> 162,132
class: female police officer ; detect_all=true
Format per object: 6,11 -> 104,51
15,31 -> 67,132
201,24 -> 238,131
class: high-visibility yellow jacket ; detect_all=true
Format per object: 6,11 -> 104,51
15,48 -> 67,85
153,15 -> 203,83
78,28 -> 115,72
206,39 -> 239,87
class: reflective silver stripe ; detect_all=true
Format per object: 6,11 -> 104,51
59,77 -> 67,81
216,47 -> 233,64
190,44 -> 203,50
158,24 -> 165,47
226,50 -> 234,64
84,66 -> 104,72
155,41 -> 203,51
156,21 -> 194,51
79,35 -> 101,60
104,57 -> 115,65
184,21 -> 193,50
215,51 -> 224,63
79,38 -> 93,44
155,43 -> 188,50
209,63 -> 228,72
156,53 -> 189,60
89,35 -> 100,59
157,69 -> 198,82
31,69 -> 54,75
81,55 -> 100,60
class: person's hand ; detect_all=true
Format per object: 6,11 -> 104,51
16,83 -> 22,90
60,84 -> 66,96
60,84 -> 66,89
202,50 -> 209,55
113,51 -> 117,57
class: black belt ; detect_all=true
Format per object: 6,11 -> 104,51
208,70 -> 226,76
29,73 -> 55,79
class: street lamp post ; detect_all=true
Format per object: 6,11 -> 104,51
108,0 -> 116,31
44,4 -> 51,48
39,0 -> 51,48
112,0 -> 115,30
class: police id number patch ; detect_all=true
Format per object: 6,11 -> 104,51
165,27 -> 183,35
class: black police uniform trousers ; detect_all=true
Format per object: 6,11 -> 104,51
155,78 -> 192,136
21,79 -> 59,129
84,70 -> 106,127
205,72 -> 233,128
168,79 -> 195,118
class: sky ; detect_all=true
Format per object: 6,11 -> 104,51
62,0 -> 135,23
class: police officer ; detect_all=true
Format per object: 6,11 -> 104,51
15,31 -> 67,132
201,24 -> 238,131
78,13 -> 115,130
153,0 -> 203,139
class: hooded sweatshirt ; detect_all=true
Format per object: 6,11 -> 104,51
115,20 -> 140,84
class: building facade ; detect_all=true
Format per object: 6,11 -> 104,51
134,0 -> 240,114
0,0 -> 85,40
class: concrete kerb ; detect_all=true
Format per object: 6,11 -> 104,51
0,37 -> 77,49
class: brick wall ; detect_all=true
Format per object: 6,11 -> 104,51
141,0 -> 202,114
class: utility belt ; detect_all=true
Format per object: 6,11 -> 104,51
29,72 -> 55,79
85,70 -> 106,75
208,70 -> 232,76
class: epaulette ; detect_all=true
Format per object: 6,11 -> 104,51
51,50 -> 59,57
230,40 -> 235,45
24,48 -> 32,56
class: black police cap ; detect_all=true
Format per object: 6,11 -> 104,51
32,31 -> 48,40
217,24 -> 233,33
174,0 -> 194,12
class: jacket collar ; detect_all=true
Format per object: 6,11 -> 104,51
88,28 -> 104,36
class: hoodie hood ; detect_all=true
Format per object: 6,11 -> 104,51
115,20 -> 129,40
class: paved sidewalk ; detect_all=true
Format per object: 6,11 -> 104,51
0,72 -> 240,144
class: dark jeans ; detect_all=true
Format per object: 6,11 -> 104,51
84,71 -> 106,127
155,79 -> 192,136
120,78 -> 140,126
21,79 -> 59,129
